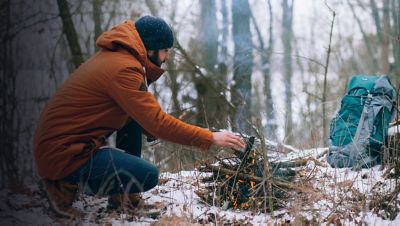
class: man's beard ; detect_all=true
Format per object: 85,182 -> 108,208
148,50 -> 162,67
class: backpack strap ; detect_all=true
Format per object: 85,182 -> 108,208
353,94 -> 372,142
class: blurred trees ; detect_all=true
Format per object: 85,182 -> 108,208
281,0 -> 294,144
250,0 -> 276,139
346,0 -> 400,85
2,0 -> 400,188
195,0 -> 219,128
263,0 -> 276,139
232,0 -> 253,133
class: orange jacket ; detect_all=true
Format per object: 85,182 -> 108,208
34,20 -> 213,180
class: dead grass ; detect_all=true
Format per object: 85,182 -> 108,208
151,216 -> 201,226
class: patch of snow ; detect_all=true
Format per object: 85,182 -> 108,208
1,155 -> 400,225
388,125 -> 400,136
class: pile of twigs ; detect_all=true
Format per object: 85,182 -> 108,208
198,136 -> 300,212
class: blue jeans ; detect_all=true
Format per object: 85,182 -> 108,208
64,120 -> 159,195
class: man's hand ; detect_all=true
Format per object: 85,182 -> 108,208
212,131 -> 246,151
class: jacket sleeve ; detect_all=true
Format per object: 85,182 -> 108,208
107,67 -> 213,150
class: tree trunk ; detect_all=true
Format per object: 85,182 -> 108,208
264,0 -> 276,139
348,0 -> 378,72
0,0 -> 20,188
167,51 -> 181,115
250,0 -> 276,139
215,0 -> 229,129
200,0 -> 218,71
322,8 -> 335,145
281,0 -> 294,143
195,0 -> 222,129
92,0 -> 103,51
145,0 -> 158,15
57,0 -> 84,69
220,0 -> 228,61
232,0 -> 253,133
369,0 -> 383,43
381,0 -> 390,73
391,0 -> 400,85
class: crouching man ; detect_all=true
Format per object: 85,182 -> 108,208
34,16 -> 245,218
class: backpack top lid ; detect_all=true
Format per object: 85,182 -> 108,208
347,75 -> 396,99
347,75 -> 380,95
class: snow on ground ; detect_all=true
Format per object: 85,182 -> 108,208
1,148 -> 400,225
389,126 -> 400,136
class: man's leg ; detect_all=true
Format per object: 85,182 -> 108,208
64,148 -> 159,196
116,119 -> 142,157
113,120 -> 148,208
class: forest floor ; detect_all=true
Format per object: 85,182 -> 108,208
1,147 -> 400,225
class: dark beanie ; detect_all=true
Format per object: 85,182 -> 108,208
135,16 -> 174,50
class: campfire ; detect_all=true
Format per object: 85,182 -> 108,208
198,136 -> 298,212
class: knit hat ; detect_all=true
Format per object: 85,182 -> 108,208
135,16 -> 174,50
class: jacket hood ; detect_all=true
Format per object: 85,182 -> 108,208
96,20 -> 164,83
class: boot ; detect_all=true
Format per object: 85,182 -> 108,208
107,193 -> 143,210
40,179 -> 83,218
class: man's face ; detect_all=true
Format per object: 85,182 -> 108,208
148,48 -> 170,67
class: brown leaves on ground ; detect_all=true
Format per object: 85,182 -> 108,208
151,216 -> 202,226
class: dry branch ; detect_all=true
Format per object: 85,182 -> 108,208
203,164 -> 296,190
198,136 -> 314,211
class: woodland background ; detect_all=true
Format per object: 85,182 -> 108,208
1,0 -> 399,190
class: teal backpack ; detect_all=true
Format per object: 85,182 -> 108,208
327,75 -> 396,169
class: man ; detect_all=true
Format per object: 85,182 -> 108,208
34,16 -> 245,218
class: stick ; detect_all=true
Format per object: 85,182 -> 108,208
256,118 -> 274,213
205,164 -> 296,190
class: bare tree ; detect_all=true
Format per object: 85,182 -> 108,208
366,0 -> 391,72
381,0 -> 390,73
220,0 -> 229,61
250,0 -> 276,139
263,0 -> 276,139
391,0 -> 400,84
57,0 -> 84,68
369,0 -> 382,43
281,0 -> 294,143
199,0 -> 218,71
165,4 -> 182,115
348,0 -> 378,72
322,5 -> 336,144
92,0 -> 103,51
0,0 -> 20,188
145,0 -> 158,15
232,0 -> 253,133
194,0 -> 219,128
216,0 -> 230,129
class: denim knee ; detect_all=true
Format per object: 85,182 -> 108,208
116,156 -> 159,193
142,164 -> 159,191
62,148 -> 160,195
